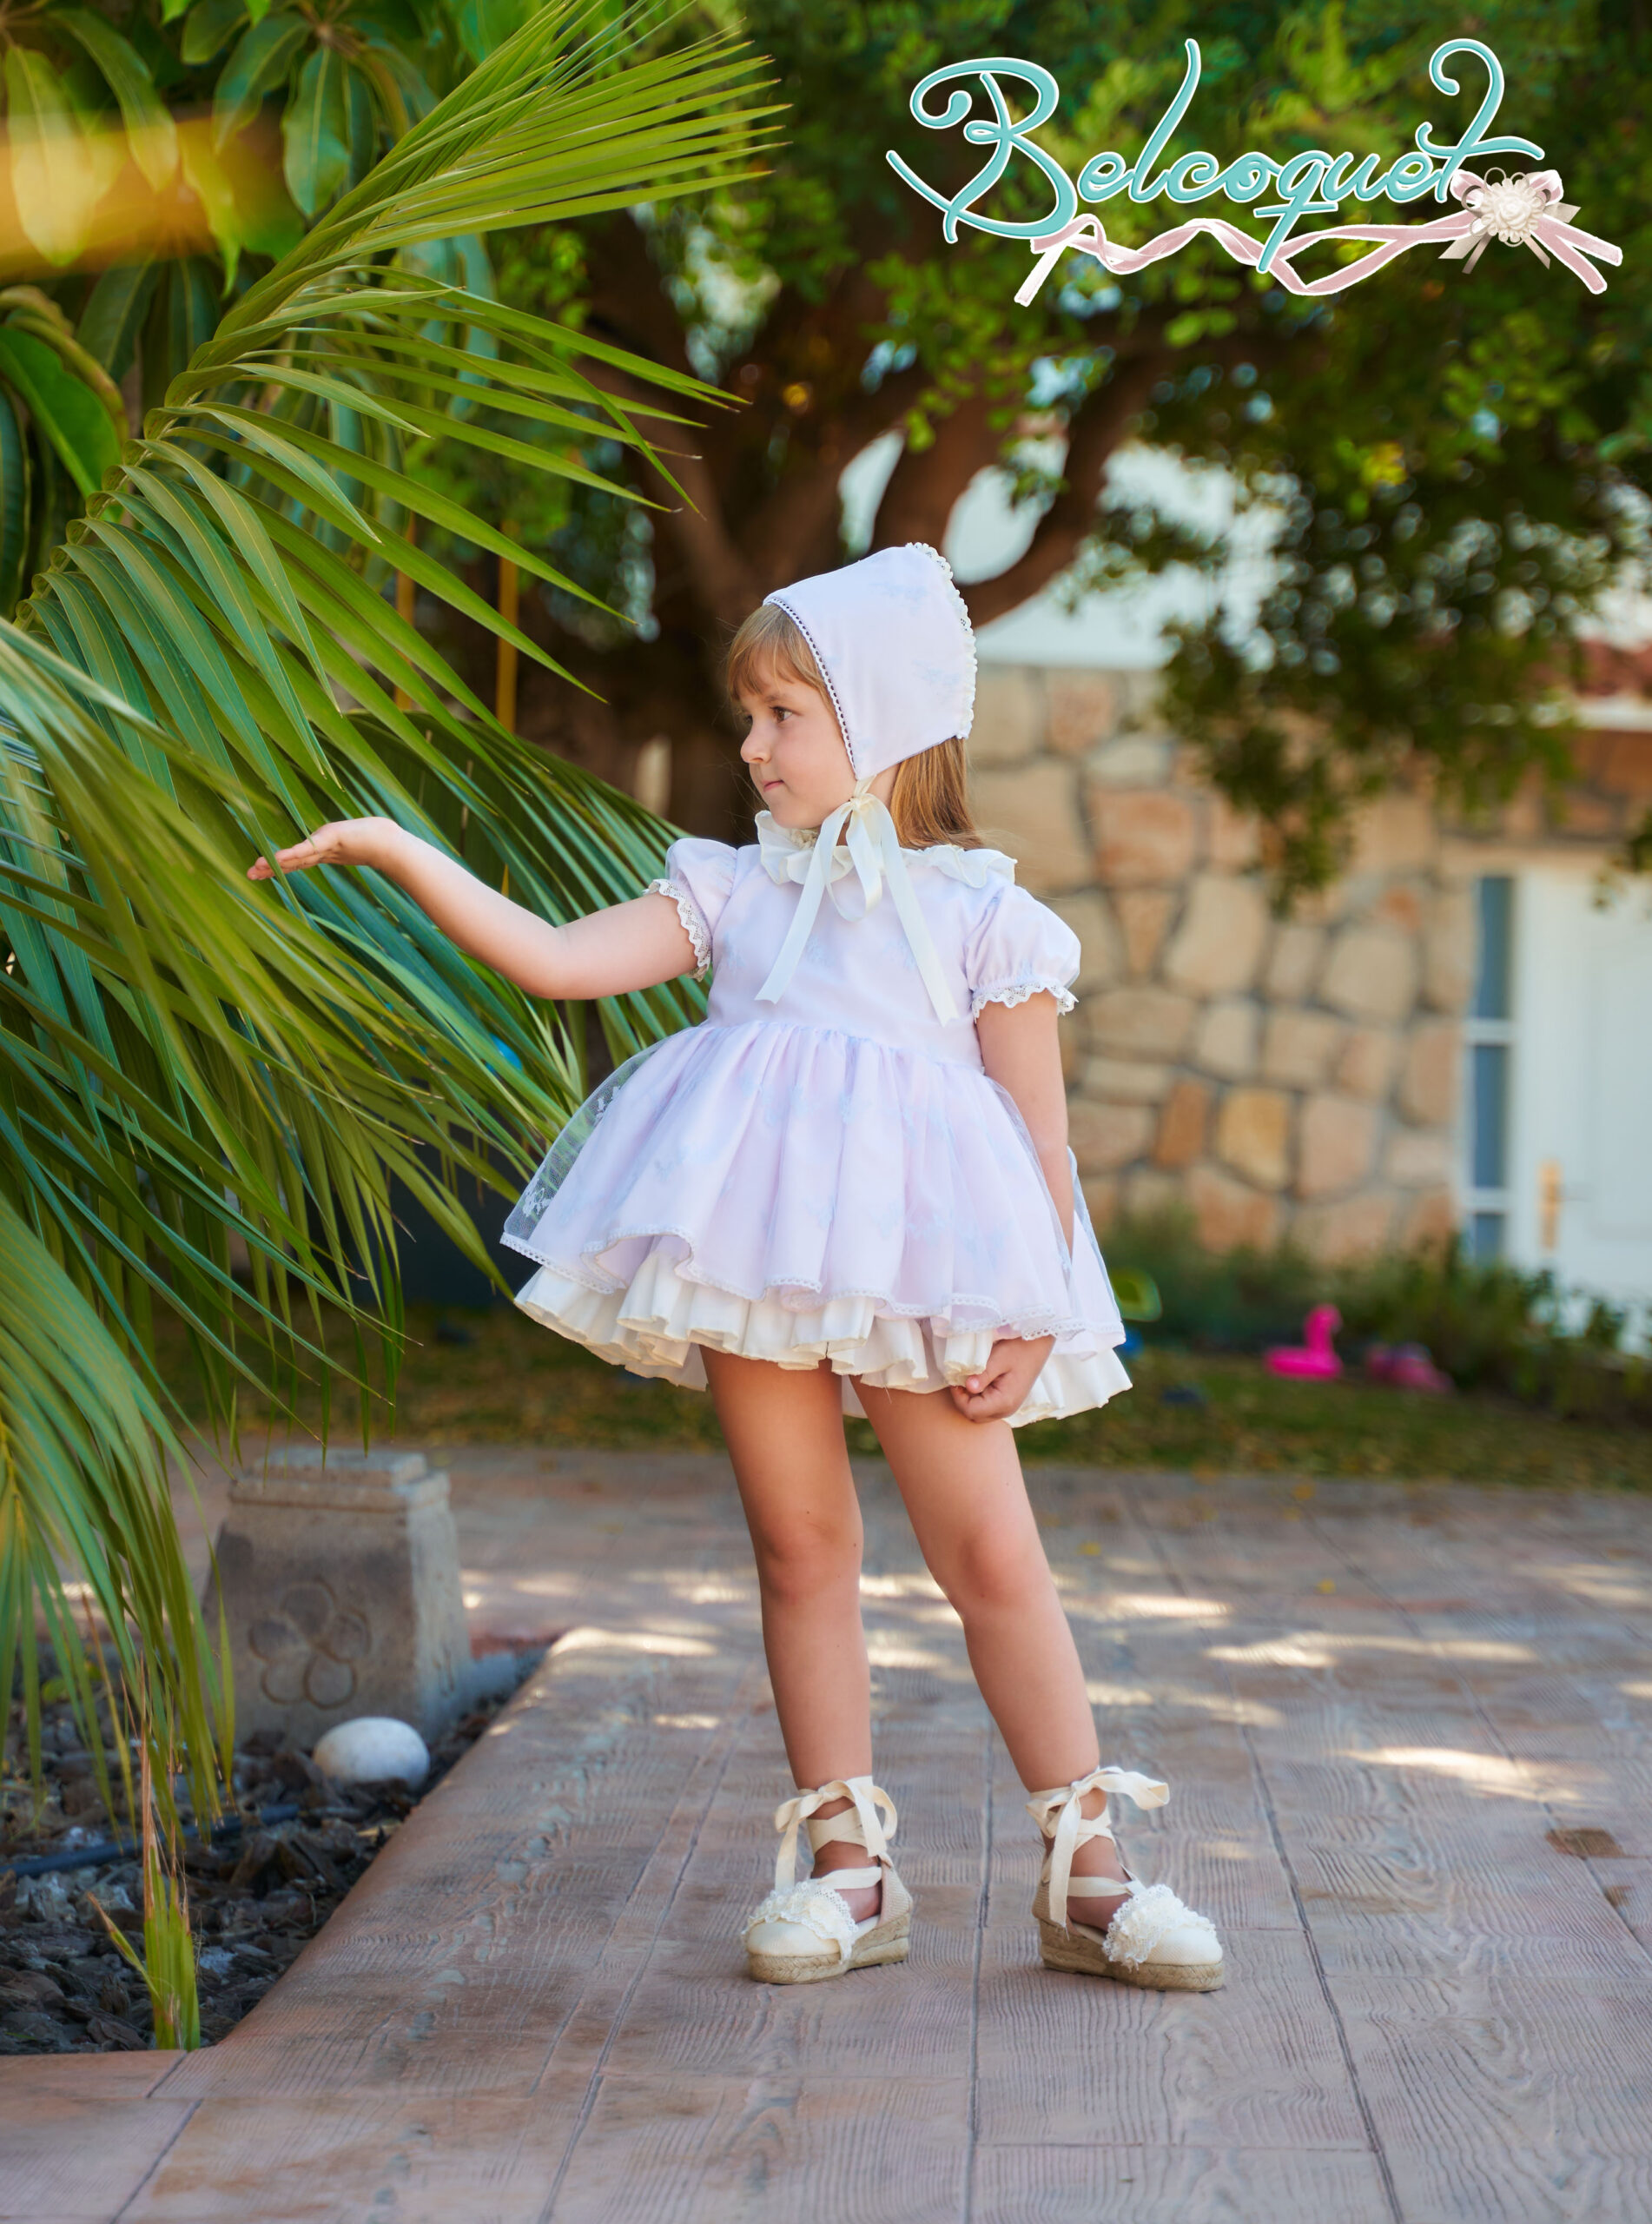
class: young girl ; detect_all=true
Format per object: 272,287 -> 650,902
249,541 -> 1223,1993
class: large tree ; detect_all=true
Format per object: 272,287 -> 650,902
441,0 -> 1652,893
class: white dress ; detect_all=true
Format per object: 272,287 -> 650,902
503,817 -> 1133,1426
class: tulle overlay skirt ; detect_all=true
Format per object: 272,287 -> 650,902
502,1020 -> 1132,1427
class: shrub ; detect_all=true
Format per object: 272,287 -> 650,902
1105,1209 -> 1651,1426
1337,1238 -> 1651,1425
1104,1208 -> 1324,1353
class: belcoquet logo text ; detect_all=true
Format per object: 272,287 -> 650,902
886,39 -> 1622,302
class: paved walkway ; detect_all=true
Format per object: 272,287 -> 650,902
5,1452 -> 1652,2221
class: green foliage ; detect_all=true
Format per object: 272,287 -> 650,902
1338,1237 -> 1651,1421
1,0 -> 779,1805
149,1297 -> 1652,1489
0,0 -> 696,279
408,223 -> 593,567
440,1 -> 1652,886
2,0 -> 429,271
1103,1207 -> 1325,1352
91,1692 -> 202,2049
1106,1206 -> 1652,1426
0,286 -> 128,612
1022,0 -> 1652,895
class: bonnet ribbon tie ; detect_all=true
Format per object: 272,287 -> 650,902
756,778 -> 959,1023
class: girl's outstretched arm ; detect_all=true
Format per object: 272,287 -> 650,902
247,816 -> 699,998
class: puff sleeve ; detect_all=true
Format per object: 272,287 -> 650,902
645,837 -> 737,980
962,879 -> 1080,1022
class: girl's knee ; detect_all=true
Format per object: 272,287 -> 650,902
751,1519 -> 862,1608
935,1526 -> 1049,1619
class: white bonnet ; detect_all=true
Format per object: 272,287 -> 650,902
762,540 -> 976,782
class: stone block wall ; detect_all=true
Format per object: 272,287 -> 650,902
965,665 -> 1469,1259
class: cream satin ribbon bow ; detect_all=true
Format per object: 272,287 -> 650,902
755,778 -> 959,1023
1025,1764 -> 1170,1933
771,1776 -> 895,1890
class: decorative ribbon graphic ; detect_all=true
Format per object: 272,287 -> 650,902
756,778 -> 960,1024
1016,169 -> 1622,307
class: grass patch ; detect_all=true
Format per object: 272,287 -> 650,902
161,1301 -> 1652,1490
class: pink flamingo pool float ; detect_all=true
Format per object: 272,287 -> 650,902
1265,1305 -> 1343,1380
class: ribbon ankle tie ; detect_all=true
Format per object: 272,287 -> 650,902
1025,1765 -> 1169,1934
755,780 -> 959,1023
772,1774 -> 896,1890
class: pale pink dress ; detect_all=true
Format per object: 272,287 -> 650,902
504,822 -> 1133,1426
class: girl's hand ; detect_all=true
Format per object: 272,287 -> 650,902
949,1334 -> 1054,1423
247,817 -> 403,881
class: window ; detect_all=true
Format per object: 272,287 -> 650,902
1462,876 -> 1514,1258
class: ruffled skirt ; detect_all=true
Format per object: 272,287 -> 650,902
502,1019 -> 1131,1427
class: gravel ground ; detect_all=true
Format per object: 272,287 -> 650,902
2,1652 -> 544,2054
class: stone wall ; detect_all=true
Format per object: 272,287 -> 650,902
964,665 -> 1470,1259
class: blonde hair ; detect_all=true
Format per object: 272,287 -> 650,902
724,600 -> 980,852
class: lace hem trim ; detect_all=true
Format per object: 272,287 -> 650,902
645,877 -> 711,978
970,976 -> 1078,1021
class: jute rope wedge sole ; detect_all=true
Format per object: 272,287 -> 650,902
743,1775 -> 912,1985
1026,1765 -> 1225,1992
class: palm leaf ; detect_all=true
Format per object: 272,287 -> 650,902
1,0 -> 781,1798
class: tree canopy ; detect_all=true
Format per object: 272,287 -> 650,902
427,0 -> 1652,892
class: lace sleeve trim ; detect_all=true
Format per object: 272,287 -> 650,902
970,976 -> 1078,1022
646,877 -> 712,979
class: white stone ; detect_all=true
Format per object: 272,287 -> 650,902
1080,1057 -> 1173,1102
1193,998 -> 1259,1080
1086,733 -> 1173,788
1385,1128 -> 1456,1188
973,761 -> 1092,892
1423,888 -> 1475,1013
1084,986 -> 1197,1060
1319,925 -> 1419,1023
1264,923 -> 1325,1003
313,1717 -> 431,1788
1349,794 -> 1436,874
966,668 -> 1043,767
1261,1009 -> 1342,1089
1162,875 -> 1270,997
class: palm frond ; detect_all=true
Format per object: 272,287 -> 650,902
1,0 -> 780,1790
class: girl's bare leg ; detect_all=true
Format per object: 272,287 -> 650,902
856,1378 -> 1131,1919
702,1348 -> 881,1919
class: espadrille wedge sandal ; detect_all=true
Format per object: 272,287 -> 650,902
1027,1765 -> 1224,1992
743,1775 -> 912,1984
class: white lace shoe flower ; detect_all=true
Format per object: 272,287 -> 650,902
1102,1879 -> 1222,1972
742,1880 -> 860,1963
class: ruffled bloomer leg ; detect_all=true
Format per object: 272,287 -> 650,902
512,1247 -> 1131,1427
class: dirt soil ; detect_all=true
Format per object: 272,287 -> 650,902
1,1653 -> 544,2054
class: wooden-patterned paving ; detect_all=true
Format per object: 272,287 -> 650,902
4,1452 -> 1650,2222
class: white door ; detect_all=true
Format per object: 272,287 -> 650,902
1485,864 -> 1652,1307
